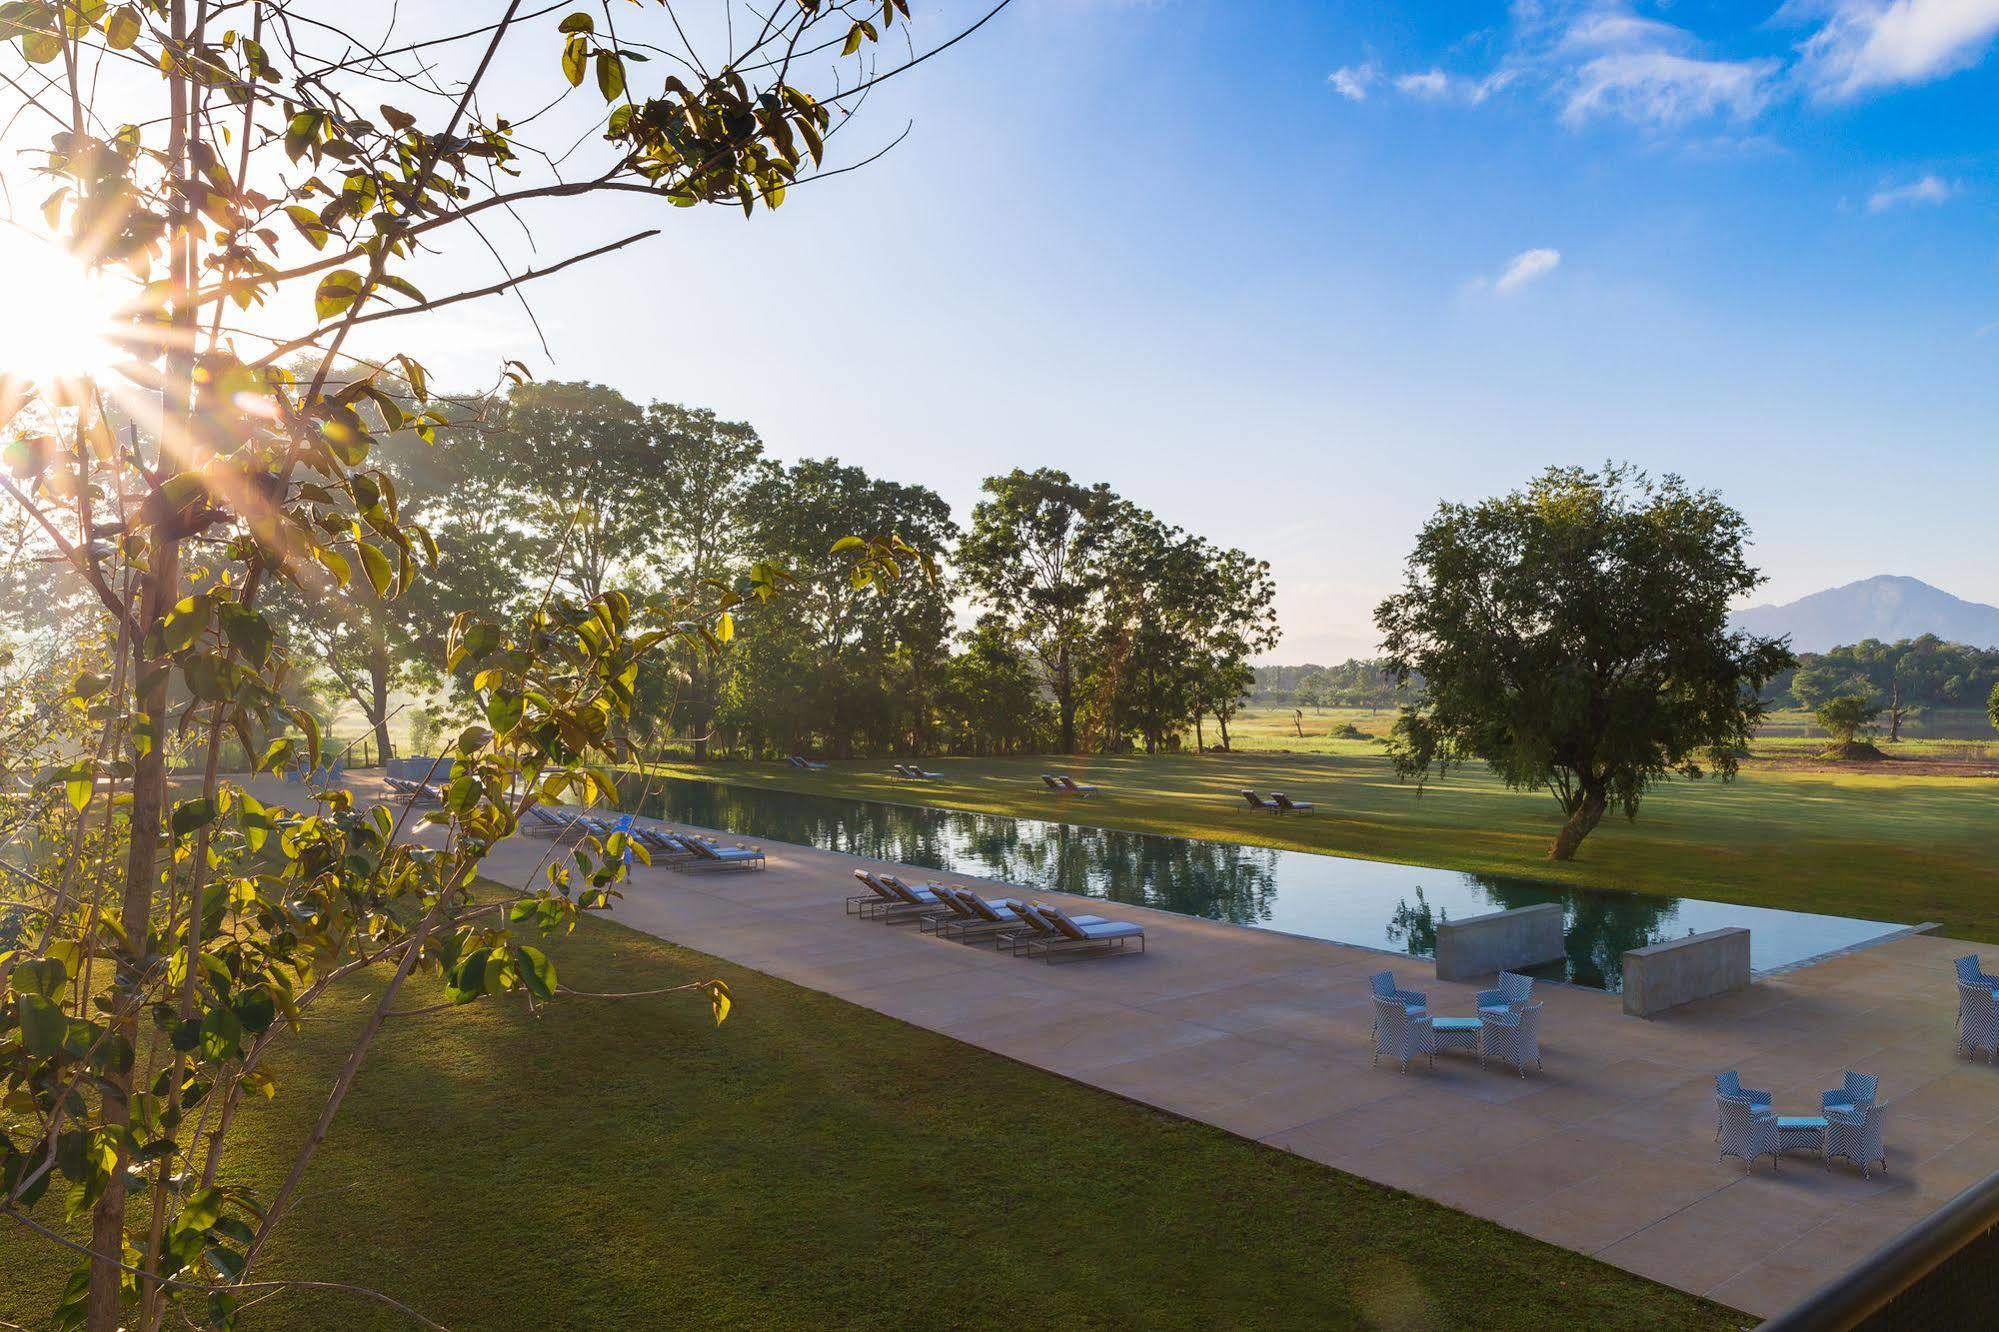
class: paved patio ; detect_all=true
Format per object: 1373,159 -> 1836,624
340,776 -> 1998,1319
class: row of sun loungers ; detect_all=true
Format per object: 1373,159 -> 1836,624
1040,773 -> 1098,797
845,869 -> 1145,962
518,805 -> 765,869
891,763 -> 944,779
1241,790 -> 1313,814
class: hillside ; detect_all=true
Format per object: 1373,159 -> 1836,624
1731,576 -> 1999,653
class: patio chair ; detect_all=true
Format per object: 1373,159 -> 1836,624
1271,792 -> 1314,814
908,765 -> 943,779
1824,1102 -> 1887,1179
1476,972 -> 1534,1019
1012,903 -> 1144,962
1478,1001 -> 1543,1077
1953,954 -> 1999,988
1957,982 -> 1999,1064
1040,774 -> 1067,793
1241,790 -> 1277,813
1368,970 -> 1427,1037
846,870 -> 941,920
1717,1094 -> 1781,1172
1821,1071 -> 1879,1118
1715,1071 -> 1773,1140
1370,996 -> 1435,1072
1058,775 -> 1099,798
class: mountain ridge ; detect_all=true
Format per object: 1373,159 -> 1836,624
1730,575 -> 1999,654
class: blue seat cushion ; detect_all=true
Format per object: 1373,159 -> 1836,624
1823,1102 -> 1855,1117
1777,1116 -> 1828,1130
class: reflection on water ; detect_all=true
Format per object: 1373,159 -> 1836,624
625,776 -> 1905,993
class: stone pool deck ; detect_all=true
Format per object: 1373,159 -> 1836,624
337,777 -> 1998,1320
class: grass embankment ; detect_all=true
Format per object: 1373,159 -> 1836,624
643,746 -> 1999,941
0,910 -> 1734,1330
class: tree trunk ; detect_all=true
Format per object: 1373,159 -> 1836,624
1055,646 -> 1076,754
369,641 -> 394,764
89,538 -> 179,1330
1549,785 -> 1608,861
1193,714 -> 1205,751
1217,709 -> 1232,751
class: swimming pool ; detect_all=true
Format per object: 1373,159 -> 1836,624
623,776 -> 1908,991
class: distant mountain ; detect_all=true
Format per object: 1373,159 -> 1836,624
1730,576 -> 1999,654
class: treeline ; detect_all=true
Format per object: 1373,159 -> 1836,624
257,382 -> 1278,760
1252,659 -> 1408,709
1771,636 -> 1999,712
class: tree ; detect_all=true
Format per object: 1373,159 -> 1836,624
0,2 -> 992,1326
1990,680 -> 1999,735
1816,694 -> 1881,748
1189,544 -> 1280,751
958,469 -> 1121,753
1375,464 -> 1794,861
935,617 -> 1054,755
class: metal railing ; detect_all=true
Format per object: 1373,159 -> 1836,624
1761,1167 -> 1999,1330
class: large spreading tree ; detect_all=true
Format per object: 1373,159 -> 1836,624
1375,464 -> 1794,861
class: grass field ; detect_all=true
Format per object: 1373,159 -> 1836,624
0,908 -> 1735,1331
644,738 -> 1999,941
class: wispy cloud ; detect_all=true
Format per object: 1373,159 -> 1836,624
1475,247 -> 1564,295
1790,0 -> 1999,99
1562,51 -> 1780,126
1328,62 -> 1378,100
1393,67 -> 1518,103
1867,173 -> 1956,211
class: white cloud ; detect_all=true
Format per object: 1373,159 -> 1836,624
1867,173 -> 1957,210
1562,50 -> 1781,126
1491,247 -> 1563,293
1328,63 -> 1379,100
1793,0 -> 1999,98
1391,67 -> 1518,103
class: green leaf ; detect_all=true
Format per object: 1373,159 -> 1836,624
218,603 -> 274,667
561,34 -> 588,86
314,269 -> 366,321
171,797 -> 217,837
829,535 -> 866,555
283,204 -> 330,251
516,946 -> 556,1001
841,22 -> 865,56
595,50 -> 624,101
284,109 -> 322,161
179,1187 -> 225,1234
19,993 -> 67,1058
103,6 -> 140,50
557,11 -> 593,33
485,691 -> 523,736
198,1006 -> 243,1062
160,593 -> 213,653
10,957 -> 69,1001
357,541 -> 393,596
182,652 -> 233,702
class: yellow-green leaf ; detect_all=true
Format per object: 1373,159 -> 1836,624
103,5 -> 140,49
314,269 -> 365,321
596,50 -> 624,101
561,34 -> 588,86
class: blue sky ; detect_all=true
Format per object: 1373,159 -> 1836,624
395,0 -> 1999,661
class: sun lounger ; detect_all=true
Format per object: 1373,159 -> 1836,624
671,833 -> 765,871
848,869 -> 913,917
521,804 -> 581,839
1241,789 -> 1278,812
1040,773 -> 1066,792
384,775 -> 439,803
942,889 -> 1105,945
1270,792 -> 1312,814
788,755 -> 827,770
898,764 -> 943,779
1057,776 -> 1098,798
1009,903 -> 1144,962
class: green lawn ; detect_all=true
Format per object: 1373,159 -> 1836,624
0,910 -> 1735,1330
642,746 -> 1999,941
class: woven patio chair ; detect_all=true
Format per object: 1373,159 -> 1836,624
1958,982 -> 1999,1064
1371,996 -> 1435,1073
1715,1071 -> 1773,1140
1478,1001 -> 1543,1077
1717,1094 -> 1781,1172
1476,971 -> 1534,1018
1369,970 -> 1427,1037
1824,1102 -> 1886,1179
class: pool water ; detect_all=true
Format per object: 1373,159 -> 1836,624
623,776 -> 1907,992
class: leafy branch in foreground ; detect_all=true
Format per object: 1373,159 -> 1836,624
0,1 -> 996,1327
